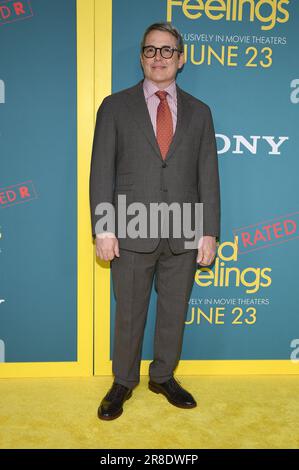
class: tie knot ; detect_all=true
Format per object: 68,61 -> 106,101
155,90 -> 168,101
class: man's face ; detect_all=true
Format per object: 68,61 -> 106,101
140,30 -> 185,88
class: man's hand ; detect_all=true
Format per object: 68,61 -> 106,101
197,236 -> 217,266
96,233 -> 120,261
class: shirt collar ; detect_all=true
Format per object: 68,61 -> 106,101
143,78 -> 177,101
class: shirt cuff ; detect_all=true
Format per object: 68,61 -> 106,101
96,232 -> 116,239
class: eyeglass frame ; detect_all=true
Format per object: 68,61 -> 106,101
142,45 -> 182,59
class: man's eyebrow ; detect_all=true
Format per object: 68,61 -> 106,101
144,44 -> 174,48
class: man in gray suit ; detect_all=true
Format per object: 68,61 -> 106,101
90,22 -> 220,420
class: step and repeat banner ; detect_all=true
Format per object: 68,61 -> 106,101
0,0 -> 78,364
1,0 -> 298,372
110,0 -> 299,364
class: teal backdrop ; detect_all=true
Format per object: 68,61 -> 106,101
1,0 -> 298,365
0,0 -> 77,362
110,0 -> 299,361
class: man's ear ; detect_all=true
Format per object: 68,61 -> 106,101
178,53 -> 185,69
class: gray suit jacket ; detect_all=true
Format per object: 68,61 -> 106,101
89,79 -> 220,254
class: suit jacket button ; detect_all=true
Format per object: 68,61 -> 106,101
162,162 -> 167,168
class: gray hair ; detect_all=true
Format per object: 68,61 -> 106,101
140,22 -> 184,53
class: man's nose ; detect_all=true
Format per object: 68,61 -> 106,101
154,49 -> 163,60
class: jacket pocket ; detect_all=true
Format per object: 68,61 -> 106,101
115,172 -> 133,188
184,189 -> 199,198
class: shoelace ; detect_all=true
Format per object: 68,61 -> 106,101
106,383 -> 128,401
167,377 -> 182,391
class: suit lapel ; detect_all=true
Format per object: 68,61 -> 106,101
124,80 -> 194,162
124,80 -> 161,159
165,84 -> 193,162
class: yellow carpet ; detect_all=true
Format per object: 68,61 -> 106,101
0,375 -> 298,449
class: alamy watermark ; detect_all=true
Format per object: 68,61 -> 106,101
95,196 -> 204,249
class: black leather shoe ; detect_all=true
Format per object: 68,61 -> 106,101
98,382 -> 133,420
149,377 -> 197,409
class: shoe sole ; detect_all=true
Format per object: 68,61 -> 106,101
148,382 -> 197,409
98,390 -> 133,421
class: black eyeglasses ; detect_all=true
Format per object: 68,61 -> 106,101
142,45 -> 181,59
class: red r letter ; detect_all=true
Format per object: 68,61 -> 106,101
13,2 -> 25,16
241,232 -> 253,247
19,186 -> 30,198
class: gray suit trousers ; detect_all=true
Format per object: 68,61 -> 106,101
110,238 -> 198,389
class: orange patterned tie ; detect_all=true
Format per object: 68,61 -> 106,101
155,90 -> 173,160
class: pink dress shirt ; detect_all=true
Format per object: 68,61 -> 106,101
142,78 -> 177,135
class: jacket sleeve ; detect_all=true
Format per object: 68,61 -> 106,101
89,97 -> 116,238
197,105 -> 221,238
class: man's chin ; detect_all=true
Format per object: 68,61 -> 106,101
149,72 -> 169,81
